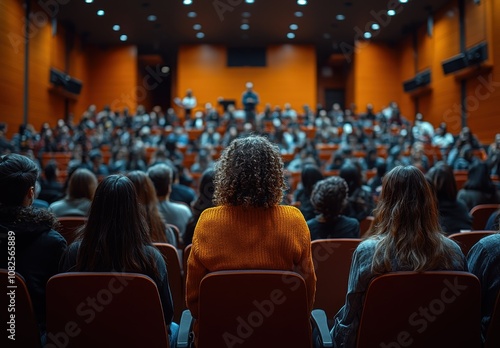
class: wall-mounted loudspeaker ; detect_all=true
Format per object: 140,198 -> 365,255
441,42 -> 488,75
403,69 -> 431,92
49,67 -> 83,95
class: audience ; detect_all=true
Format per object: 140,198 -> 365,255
126,170 -> 177,247
425,162 -> 472,234
308,176 -> 360,240
38,160 -> 64,203
457,162 -> 500,211
148,163 -> 193,240
331,165 -> 466,347
467,232 -> 500,343
49,168 -> 97,217
59,175 -> 178,346
0,154 -> 67,338
185,136 -> 316,345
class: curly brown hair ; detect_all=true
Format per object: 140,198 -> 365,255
213,135 -> 286,208
310,176 -> 348,220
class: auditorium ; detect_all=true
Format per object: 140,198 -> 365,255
1,0 -> 499,347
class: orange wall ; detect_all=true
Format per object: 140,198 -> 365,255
176,45 -> 316,114
86,45 -> 138,114
351,42 -> 401,113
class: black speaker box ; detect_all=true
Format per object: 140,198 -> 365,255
403,69 -> 431,92
50,68 -> 83,95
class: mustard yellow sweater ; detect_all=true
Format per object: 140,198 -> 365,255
186,205 -> 316,319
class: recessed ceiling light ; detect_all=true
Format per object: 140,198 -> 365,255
242,12 -> 251,18
294,11 -> 303,17
147,15 -> 157,21
183,0 -> 193,5
297,0 -> 307,5
290,24 -> 298,30
336,14 -> 345,21
364,32 -> 372,39
112,24 -> 120,31
196,32 -> 205,39
245,0 -> 254,3
371,23 -> 380,30
399,0 -> 408,3
287,32 -> 295,39
161,66 -> 170,74
387,9 -> 396,16
97,9 -> 105,16
187,11 -> 197,18
85,0 -> 93,3
193,24 -> 202,30
241,23 -> 250,30
120,34 -> 128,41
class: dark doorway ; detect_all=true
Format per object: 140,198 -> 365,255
324,89 -> 345,111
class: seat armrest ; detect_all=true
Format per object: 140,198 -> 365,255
177,309 -> 194,348
311,309 -> 333,347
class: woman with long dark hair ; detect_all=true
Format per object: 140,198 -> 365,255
331,166 -> 466,347
60,175 -> 177,345
293,164 -> 324,221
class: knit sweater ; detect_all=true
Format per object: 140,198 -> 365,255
186,205 -> 316,320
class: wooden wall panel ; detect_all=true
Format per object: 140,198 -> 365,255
176,45 -> 316,115
86,45 -> 138,114
352,42 -> 401,112
398,37 -> 416,119
465,0 -> 487,48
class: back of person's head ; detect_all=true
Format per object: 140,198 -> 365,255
371,165 -> 461,273
147,163 -> 173,197
301,165 -> 324,195
126,171 -> 166,243
375,161 -> 387,178
340,163 -> 362,194
213,135 -> 286,208
68,168 -> 98,200
425,162 -> 457,201
192,168 -> 216,217
78,175 -> 153,272
464,162 -> 494,192
311,176 -> 348,221
44,161 -> 58,182
0,154 -> 38,206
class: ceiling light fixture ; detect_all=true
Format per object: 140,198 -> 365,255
193,24 -> 202,30
371,23 -> 380,30
297,0 -> 307,5
113,25 -> 120,31
287,32 -> 295,39
294,11 -> 303,17
120,34 -> 128,41
187,11 -> 197,18
336,14 -> 345,21
364,32 -> 372,39
85,0 -> 93,3
147,15 -> 157,22
196,32 -> 205,38
387,9 -> 396,16
290,24 -> 298,30
183,0 -> 193,5
241,23 -> 250,30
97,9 -> 105,16
245,0 -> 254,3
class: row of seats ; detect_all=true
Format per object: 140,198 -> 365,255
3,267 -> 499,347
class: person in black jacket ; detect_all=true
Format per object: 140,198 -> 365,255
0,153 -> 67,339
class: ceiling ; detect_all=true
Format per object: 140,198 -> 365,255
56,0 -> 453,62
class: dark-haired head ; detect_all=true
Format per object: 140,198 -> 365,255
68,168 -> 97,200
77,175 -> 154,273
311,176 -> 348,221
301,165 -> 324,195
464,162 -> 495,192
425,162 -> 457,201
0,154 -> 38,206
213,135 -> 286,208
339,163 -> 362,195
147,163 -> 173,197
44,161 -> 58,182
192,168 -> 216,217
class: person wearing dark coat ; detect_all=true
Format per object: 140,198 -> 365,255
0,154 -> 67,338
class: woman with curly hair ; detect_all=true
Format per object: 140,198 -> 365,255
307,176 -> 360,240
331,165 -> 466,347
186,135 -> 316,340
126,171 -> 177,247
